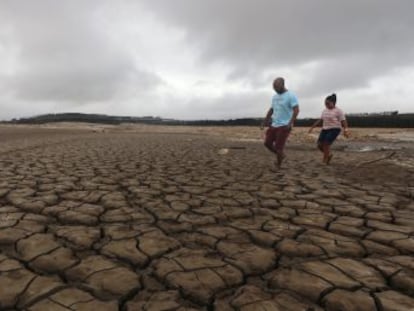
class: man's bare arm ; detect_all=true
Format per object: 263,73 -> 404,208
288,106 -> 299,128
261,108 -> 273,129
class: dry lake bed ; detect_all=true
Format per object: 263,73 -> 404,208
0,124 -> 413,310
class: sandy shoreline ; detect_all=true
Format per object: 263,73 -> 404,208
2,122 -> 414,141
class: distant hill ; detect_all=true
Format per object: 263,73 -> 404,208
6,113 -> 162,125
5,113 -> 263,126
3,112 -> 414,128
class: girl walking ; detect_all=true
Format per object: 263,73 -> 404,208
308,93 -> 349,164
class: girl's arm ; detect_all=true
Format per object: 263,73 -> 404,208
308,119 -> 322,133
341,120 -> 350,137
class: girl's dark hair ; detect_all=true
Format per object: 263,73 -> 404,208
326,93 -> 337,104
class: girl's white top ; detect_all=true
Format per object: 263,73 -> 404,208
321,107 -> 345,129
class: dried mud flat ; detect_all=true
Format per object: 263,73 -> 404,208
0,124 -> 413,311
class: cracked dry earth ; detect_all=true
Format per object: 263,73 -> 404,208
0,126 -> 414,311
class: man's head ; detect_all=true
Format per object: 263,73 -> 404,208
273,77 -> 286,94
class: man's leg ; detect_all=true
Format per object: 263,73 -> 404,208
264,127 -> 276,153
274,126 -> 290,167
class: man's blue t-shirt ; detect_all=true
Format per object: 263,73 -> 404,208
270,90 -> 299,127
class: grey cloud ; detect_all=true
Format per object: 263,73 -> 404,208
299,56 -> 387,98
141,0 -> 414,87
0,0 -> 162,103
10,64 -> 163,102
1,1 -> 413,120
165,90 -> 269,120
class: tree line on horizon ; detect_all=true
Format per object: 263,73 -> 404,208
4,112 -> 414,128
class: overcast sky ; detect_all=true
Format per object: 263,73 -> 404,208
1,0 -> 413,121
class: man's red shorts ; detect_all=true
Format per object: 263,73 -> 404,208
264,125 -> 290,154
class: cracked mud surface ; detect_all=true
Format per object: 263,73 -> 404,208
0,125 -> 413,310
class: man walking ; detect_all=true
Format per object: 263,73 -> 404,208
262,77 -> 299,168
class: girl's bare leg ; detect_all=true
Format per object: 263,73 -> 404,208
317,142 -> 323,152
322,143 -> 331,164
